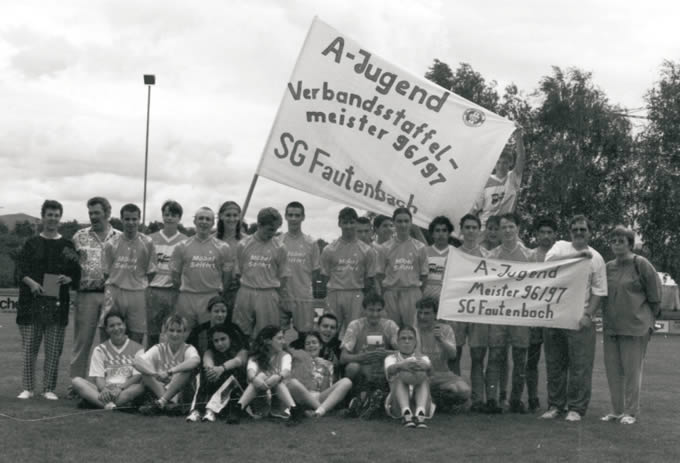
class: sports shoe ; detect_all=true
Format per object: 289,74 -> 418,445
17,390 -> 34,400
528,398 -> 540,413
600,413 -> 623,422
285,406 -> 303,427
540,407 -> 561,419
42,391 -> 58,401
360,390 -> 385,420
509,400 -> 527,414
415,413 -> 428,429
203,410 -> 216,422
345,397 -> 362,418
620,415 -> 636,425
186,410 -> 201,422
104,402 -> 117,410
402,414 -> 416,428
565,411 -> 581,422
485,399 -> 503,414
270,407 -> 291,420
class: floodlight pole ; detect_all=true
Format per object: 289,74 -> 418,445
142,74 -> 155,226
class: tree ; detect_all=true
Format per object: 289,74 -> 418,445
637,60 -> 680,281
109,218 -> 123,232
14,220 -> 36,238
145,221 -> 163,234
425,60 -> 500,112
58,220 -> 84,240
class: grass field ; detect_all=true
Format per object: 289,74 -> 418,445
0,312 -> 678,463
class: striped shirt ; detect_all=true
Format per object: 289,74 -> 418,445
89,338 -> 143,386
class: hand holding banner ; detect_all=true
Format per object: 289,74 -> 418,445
438,248 -> 590,330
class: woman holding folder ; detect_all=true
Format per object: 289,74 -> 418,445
15,200 -> 80,400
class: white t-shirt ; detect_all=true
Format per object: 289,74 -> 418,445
247,351 -> 292,378
137,342 -> 200,373
89,338 -> 143,386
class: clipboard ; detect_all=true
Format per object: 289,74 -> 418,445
42,274 -> 61,298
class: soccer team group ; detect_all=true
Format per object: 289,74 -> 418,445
14,190 -> 656,429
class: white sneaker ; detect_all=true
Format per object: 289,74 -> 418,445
565,411 -> 581,422
540,407 -> 560,419
186,410 -> 201,422
42,391 -> 59,401
17,390 -> 34,400
104,402 -> 117,410
620,415 -> 636,425
203,410 -> 216,422
600,413 -> 623,422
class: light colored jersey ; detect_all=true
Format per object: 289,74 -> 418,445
459,243 -> 488,258
171,235 -> 234,293
377,237 -> 429,288
473,169 -> 522,227
487,241 -> 535,263
89,338 -> 143,386
416,323 -> 456,373
425,245 -> 453,293
278,232 -> 320,300
341,318 -> 399,353
237,234 -> 289,289
73,226 -> 121,291
103,234 -> 157,290
546,240 -> 608,306
149,230 -> 187,288
138,342 -> 199,373
321,238 -> 376,290
247,351 -> 292,378
384,351 -> 431,382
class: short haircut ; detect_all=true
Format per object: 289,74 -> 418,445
416,296 -> 439,316
611,224 -> 635,247
162,314 -> 188,333
206,295 -> 227,312
373,214 -> 392,230
301,330 -> 322,345
362,292 -> 385,309
534,216 -> 557,232
87,197 -> 111,216
161,200 -> 183,218
285,201 -> 305,216
103,310 -> 126,328
41,199 -> 63,217
195,206 -> 215,218
318,313 -> 338,327
356,216 -> 371,226
398,325 -> 417,338
499,212 -> 521,227
428,215 -> 454,235
392,207 -> 412,221
338,207 -> 358,222
257,207 -> 282,227
569,214 -> 593,232
120,203 -> 141,218
486,215 -> 501,228
459,213 -> 481,229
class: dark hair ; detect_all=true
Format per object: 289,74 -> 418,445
217,201 -> 242,241
611,225 -> 635,247
398,325 -> 417,338
206,295 -> 227,312
41,199 -> 63,217
87,197 -> 111,216
120,203 -> 141,218
534,216 -> 557,232
499,212 -> 521,227
356,216 -> 371,226
318,313 -> 338,327
257,207 -> 282,228
569,214 -> 593,232
161,200 -> 183,218
416,297 -> 439,316
285,201 -> 305,217
373,215 -> 392,230
208,323 -> 232,348
338,207 -> 358,222
362,292 -> 385,309
459,213 -> 481,229
103,310 -> 126,329
428,216 -> 454,235
486,215 -> 501,228
301,330 -> 322,346
392,207 -> 412,221
250,325 -> 281,373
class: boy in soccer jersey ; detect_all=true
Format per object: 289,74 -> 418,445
171,207 -> 234,332
320,207 -> 377,335
233,207 -> 290,338
423,216 -> 455,301
279,201 -> 320,333
458,214 -> 491,412
147,200 -> 187,347
355,216 -> 373,245
485,212 -> 534,414
71,311 -> 145,409
102,204 -> 157,344
373,215 -> 394,245
377,208 -> 429,327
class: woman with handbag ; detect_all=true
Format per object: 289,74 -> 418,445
15,200 -> 80,400
601,225 -> 662,424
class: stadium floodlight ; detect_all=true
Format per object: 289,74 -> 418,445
142,74 -> 156,226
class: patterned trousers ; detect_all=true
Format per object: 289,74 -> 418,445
19,323 -> 66,392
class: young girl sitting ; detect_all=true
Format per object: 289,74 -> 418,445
135,315 -> 200,414
286,331 -> 353,417
384,326 -> 435,428
234,325 -> 297,421
186,323 -> 247,423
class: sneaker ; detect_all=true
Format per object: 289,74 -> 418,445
402,414 -> 416,428
600,413 -> 624,422
345,397 -> 362,418
42,391 -> 58,401
485,399 -> 503,414
186,410 -> 201,422
360,390 -> 385,420
104,402 -> 117,411
270,407 -> 291,420
540,407 -> 562,419
565,411 -> 581,422
528,398 -> 540,413
285,406 -> 303,426
509,400 -> 527,414
415,414 -> 428,429
17,390 -> 34,400
620,415 -> 636,425
203,410 -> 216,422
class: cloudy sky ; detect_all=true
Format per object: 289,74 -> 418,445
1,0 -> 678,239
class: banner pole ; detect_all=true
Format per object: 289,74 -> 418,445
241,173 -> 259,220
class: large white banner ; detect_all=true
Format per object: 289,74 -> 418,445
438,249 -> 590,330
256,17 -> 516,227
